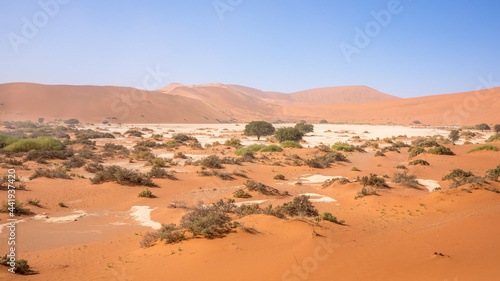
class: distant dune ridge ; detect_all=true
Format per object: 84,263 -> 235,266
1,82 -> 499,125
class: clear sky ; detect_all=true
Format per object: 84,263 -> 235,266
1,0 -> 499,98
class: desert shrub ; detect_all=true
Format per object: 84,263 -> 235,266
198,170 -> 234,180
139,232 -> 158,248
467,144 -> 498,153
259,144 -> 282,152
317,212 -> 344,224
157,224 -> 186,244
220,156 -> 241,165
148,166 -> 176,180
64,118 -> 79,125
173,152 -> 187,159
200,155 -> 222,169
381,146 -> 400,153
25,148 -> 74,161
138,188 -> 153,198
1,200 -> 31,215
134,150 -> 155,161
355,187 -> 378,198
135,140 -> 162,148
91,165 -> 155,186
487,135 -> 500,143
172,133 -> 196,142
331,142 -> 354,152
244,180 -> 281,196
319,119 -> 328,124
305,155 -> 333,168
151,134 -> 163,140
275,127 -> 304,143
0,134 -> 20,148
427,145 -> 455,155
442,169 -> 475,180
181,206 -> 232,238
391,141 -> 410,148
280,140 -> 302,148
0,255 -> 33,274
294,123 -> 314,133
409,159 -> 430,166
233,189 -> 251,198
395,165 -> 407,169
442,169 -> 483,188
322,177 -> 349,188
412,137 -> 439,148
150,157 -> 166,167
4,137 -> 64,152
168,201 -> 188,208
30,167 -> 71,180
102,143 -> 129,157
374,151 -> 385,157
280,195 -> 319,217
27,199 -> 41,207
84,163 -> 104,173
359,173 -> 388,188
224,138 -> 242,147
317,144 -> 332,152
476,123 -> 491,131
125,130 -> 143,137
351,166 -> 360,171
65,155 -> 86,168
485,164 -> 500,181
392,171 -> 420,189
235,144 -> 264,156
408,146 -> 426,158
448,129 -> 460,143
75,129 -> 114,140
273,174 -> 285,180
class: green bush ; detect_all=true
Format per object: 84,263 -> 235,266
0,134 -> 20,148
0,255 -> 32,274
65,155 -> 86,168
4,137 -> 64,152
280,140 -> 302,148
280,195 -> 319,217
233,189 -> 251,198
408,147 -> 426,158
442,169 -> 474,181
148,166 -> 176,180
275,127 -> 304,143
395,165 -> 407,169
374,151 -> 385,157
467,144 -> 498,153
64,118 -> 80,125
412,137 -> 439,148
273,174 -> 285,180
25,148 -> 74,161
259,144 -> 282,152
181,206 -> 232,238
476,123 -> 491,131
224,138 -> 242,147
244,180 -> 281,195
331,142 -> 353,152
125,130 -> 143,137
138,188 -> 153,198
409,159 -> 430,166
427,145 -> 455,155
351,167 -> 360,171
317,212 -> 344,224
1,200 -> 31,215
487,135 -> 500,142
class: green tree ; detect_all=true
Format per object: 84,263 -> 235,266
448,129 -> 460,144
244,121 -> 275,140
275,127 -> 304,143
294,123 -> 314,133
494,124 -> 500,135
319,119 -> 328,124
64,118 -> 80,125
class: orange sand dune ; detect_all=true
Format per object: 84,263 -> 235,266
288,87 -> 500,126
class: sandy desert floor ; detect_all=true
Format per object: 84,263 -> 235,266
0,123 -> 499,281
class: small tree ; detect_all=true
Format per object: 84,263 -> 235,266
275,127 -> 304,143
448,129 -> 460,144
494,124 -> 500,135
294,123 -> 314,133
244,121 -> 275,140
476,123 -> 491,131
102,120 -> 109,125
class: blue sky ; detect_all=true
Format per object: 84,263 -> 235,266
1,0 -> 499,98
